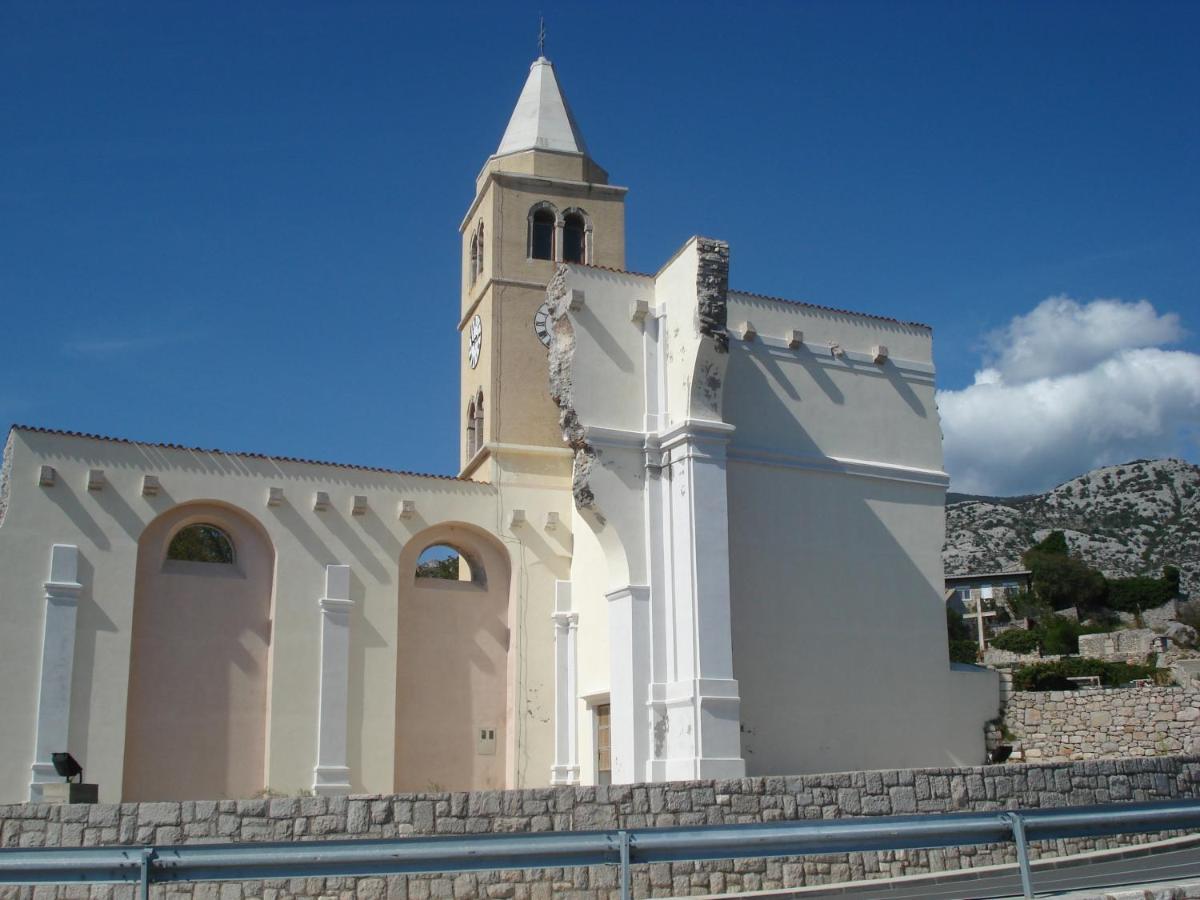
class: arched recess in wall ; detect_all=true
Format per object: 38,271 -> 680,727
394,522 -> 512,792
122,502 -> 275,801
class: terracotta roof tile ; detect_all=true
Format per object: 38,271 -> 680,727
10,425 -> 471,482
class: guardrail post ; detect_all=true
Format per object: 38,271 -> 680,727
619,829 -> 631,900
139,848 -> 156,900
1002,812 -> 1034,899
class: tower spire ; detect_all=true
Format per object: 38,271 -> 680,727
494,55 -> 589,157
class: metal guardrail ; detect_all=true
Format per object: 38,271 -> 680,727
2,799 -> 1199,900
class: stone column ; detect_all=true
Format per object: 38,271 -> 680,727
29,544 -> 83,800
606,584 -> 652,784
313,564 -> 353,796
656,421 -> 745,781
550,579 -> 579,785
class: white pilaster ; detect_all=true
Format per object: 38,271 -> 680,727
654,421 -> 745,781
606,584 -> 652,784
30,544 -> 83,800
550,580 -> 580,785
313,564 -> 353,796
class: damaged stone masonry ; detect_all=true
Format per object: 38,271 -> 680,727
546,264 -> 598,512
694,238 -> 730,353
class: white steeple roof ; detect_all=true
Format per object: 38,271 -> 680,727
495,57 -> 589,157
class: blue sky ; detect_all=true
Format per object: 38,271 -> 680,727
3,2 -> 1197,495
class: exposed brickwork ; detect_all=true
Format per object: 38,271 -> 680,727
1,757 -> 1198,899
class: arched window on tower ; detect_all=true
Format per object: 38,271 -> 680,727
529,205 -> 557,261
466,399 -> 478,459
476,222 -> 485,278
562,211 -> 587,264
474,391 -> 484,451
469,233 -> 479,286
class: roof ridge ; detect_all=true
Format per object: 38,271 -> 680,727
10,425 -> 472,482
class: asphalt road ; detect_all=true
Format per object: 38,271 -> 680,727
773,842 -> 1200,898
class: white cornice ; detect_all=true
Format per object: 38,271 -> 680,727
489,442 -> 574,458
318,596 -> 354,613
726,444 -> 949,487
658,419 -> 737,450
582,425 -> 646,450
43,580 -> 82,602
730,338 -> 935,381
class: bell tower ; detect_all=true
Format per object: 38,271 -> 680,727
458,56 -> 627,480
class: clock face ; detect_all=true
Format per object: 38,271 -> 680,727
468,314 -> 482,369
533,302 -> 551,349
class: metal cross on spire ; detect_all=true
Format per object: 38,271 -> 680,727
538,15 -> 546,57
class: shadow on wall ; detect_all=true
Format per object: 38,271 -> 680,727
395,522 -> 512,793
122,501 -> 274,801
68,552 -> 117,781
345,566 -> 388,795
723,351 -> 982,776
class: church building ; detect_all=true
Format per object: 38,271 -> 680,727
0,55 -> 997,804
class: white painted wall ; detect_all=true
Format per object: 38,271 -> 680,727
550,237 -> 997,782
0,428 -> 565,803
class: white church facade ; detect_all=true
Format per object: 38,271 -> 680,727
0,56 -> 997,804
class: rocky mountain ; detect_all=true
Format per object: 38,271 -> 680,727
944,458 -> 1200,595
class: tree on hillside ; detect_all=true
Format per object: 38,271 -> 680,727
1021,531 -> 1108,612
1030,531 -> 1069,557
1107,565 -> 1181,614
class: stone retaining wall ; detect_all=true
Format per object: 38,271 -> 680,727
1002,687 -> 1200,761
1119,599 -> 1179,630
1078,628 -> 1168,662
2,757 -> 1199,899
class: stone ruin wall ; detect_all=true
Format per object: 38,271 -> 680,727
2,756 -> 1198,900
999,686 -> 1200,763
1078,628 -> 1169,662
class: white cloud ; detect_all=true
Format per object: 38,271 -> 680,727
983,296 -> 1183,384
61,334 -> 186,360
939,297 -> 1200,496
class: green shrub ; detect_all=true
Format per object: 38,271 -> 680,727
946,607 -> 972,642
949,639 -> 979,664
946,609 -> 977,663
1107,567 -> 1180,614
1038,614 -> 1084,655
990,628 -> 1039,654
1021,531 -> 1108,611
1013,657 -> 1162,691
990,615 -> 1100,655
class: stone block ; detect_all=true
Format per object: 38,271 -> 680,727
347,801 -> 370,834
412,801 -> 434,832
138,802 -> 180,826
888,787 -> 917,814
